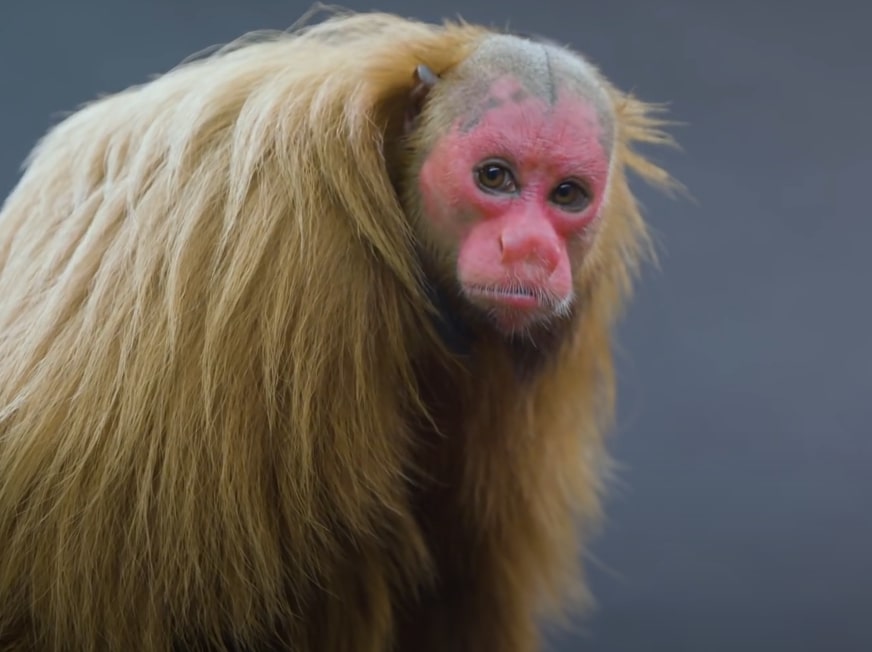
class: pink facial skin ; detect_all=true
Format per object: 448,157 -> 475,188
418,76 -> 612,334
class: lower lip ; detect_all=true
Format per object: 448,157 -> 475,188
467,287 -> 541,310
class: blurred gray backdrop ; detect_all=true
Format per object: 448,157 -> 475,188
2,1 -> 870,650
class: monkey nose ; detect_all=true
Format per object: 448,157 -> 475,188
499,227 -> 561,273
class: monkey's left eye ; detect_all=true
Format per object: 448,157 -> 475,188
550,181 -> 591,212
475,162 -> 517,194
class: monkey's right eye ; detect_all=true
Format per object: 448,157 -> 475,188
475,162 -> 517,194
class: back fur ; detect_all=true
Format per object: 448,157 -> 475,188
0,9 -> 673,651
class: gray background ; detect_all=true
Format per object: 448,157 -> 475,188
1,1 -> 870,650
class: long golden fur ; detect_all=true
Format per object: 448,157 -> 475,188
0,9 -> 674,651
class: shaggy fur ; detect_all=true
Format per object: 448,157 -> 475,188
0,9 -> 674,651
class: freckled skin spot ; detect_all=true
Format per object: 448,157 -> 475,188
459,77 -> 533,132
418,74 -> 613,334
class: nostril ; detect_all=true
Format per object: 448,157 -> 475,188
500,231 -> 526,263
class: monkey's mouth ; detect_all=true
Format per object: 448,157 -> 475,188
464,284 -> 542,311
462,282 -> 574,335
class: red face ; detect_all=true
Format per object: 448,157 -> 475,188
418,75 -> 612,335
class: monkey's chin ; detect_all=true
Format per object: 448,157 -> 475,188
488,308 -> 545,336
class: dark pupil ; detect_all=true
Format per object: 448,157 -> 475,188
555,183 -> 575,200
481,166 -> 505,187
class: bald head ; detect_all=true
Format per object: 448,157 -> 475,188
428,34 -> 617,153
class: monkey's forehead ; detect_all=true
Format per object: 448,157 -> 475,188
448,34 -> 616,128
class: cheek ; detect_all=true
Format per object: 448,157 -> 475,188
418,163 -> 454,238
417,134 -> 476,241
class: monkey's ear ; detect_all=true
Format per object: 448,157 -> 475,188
404,64 -> 440,134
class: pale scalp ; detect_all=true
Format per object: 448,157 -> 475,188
432,33 -> 617,150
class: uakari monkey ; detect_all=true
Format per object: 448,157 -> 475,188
0,10 -> 674,652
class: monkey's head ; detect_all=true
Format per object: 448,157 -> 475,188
403,34 -> 618,341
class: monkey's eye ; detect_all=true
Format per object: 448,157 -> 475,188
475,162 -> 517,194
551,181 -> 591,212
